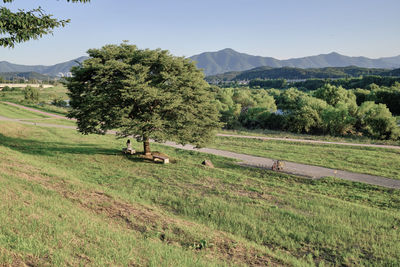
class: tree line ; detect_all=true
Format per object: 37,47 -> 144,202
214,83 -> 400,140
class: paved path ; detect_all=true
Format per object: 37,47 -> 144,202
1,102 -> 400,189
163,141 -> 400,189
217,133 -> 400,150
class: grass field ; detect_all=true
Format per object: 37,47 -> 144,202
0,102 -> 49,119
1,119 -> 400,266
19,118 -> 77,126
0,84 -> 69,116
0,101 -> 75,127
221,128 -> 400,146
210,136 -> 400,180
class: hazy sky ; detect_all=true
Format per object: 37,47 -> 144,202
1,0 -> 400,65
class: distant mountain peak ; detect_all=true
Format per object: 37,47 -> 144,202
219,48 -> 237,53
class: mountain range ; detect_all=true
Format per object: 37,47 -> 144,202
0,56 -> 88,78
189,49 -> 400,76
206,66 -> 400,82
1,49 -> 400,78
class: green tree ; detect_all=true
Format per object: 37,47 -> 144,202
24,85 -> 39,102
356,101 -> 399,140
322,103 -> 356,136
279,91 -> 328,134
1,0 -> 89,47
66,43 -> 222,156
314,84 -> 356,107
276,87 -> 307,111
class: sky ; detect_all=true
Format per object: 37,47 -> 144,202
1,0 -> 400,65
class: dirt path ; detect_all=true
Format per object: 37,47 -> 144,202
217,133 -> 400,150
1,103 -> 400,189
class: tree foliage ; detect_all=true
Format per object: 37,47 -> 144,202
23,85 -> 39,102
356,101 -> 399,140
214,85 -> 399,140
66,43 -> 221,154
214,87 -> 276,129
0,0 -> 89,47
313,84 -> 356,107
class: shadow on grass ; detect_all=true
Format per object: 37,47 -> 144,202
0,133 -> 118,157
0,132 -> 165,165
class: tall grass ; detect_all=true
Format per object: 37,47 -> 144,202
0,121 -> 399,266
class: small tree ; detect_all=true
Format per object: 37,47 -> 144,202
24,86 -> 39,102
322,104 -> 356,136
356,101 -> 399,140
314,84 -> 356,107
66,44 -> 222,155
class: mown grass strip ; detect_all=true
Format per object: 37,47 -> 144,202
210,136 -> 400,179
0,102 -> 49,119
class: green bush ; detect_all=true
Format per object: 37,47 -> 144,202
313,84 -> 356,107
356,101 -> 399,140
24,86 -> 39,102
322,104 -> 356,136
353,88 -> 371,106
51,97 -> 68,107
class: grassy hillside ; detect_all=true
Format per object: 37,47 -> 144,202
1,114 -> 400,265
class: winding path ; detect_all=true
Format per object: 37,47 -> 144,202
1,101 -> 400,189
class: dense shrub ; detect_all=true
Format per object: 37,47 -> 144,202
213,85 -> 399,140
215,87 -> 277,129
284,96 -> 328,133
24,86 -> 39,102
51,97 -> 68,107
1,86 -> 23,92
353,88 -> 371,106
371,85 -> 400,115
356,101 -> 399,140
313,84 -> 356,107
322,104 -> 356,136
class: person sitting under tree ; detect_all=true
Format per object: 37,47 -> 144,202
123,139 -> 135,154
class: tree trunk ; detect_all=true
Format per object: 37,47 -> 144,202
143,137 -> 151,157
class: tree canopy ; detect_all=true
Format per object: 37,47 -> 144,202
0,0 -> 89,47
66,43 -> 222,155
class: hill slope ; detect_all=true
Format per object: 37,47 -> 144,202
0,56 -> 88,77
1,105 -> 400,266
190,49 -> 400,75
206,66 -> 400,82
0,71 -> 51,81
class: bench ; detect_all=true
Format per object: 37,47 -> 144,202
122,148 -> 135,155
153,155 -> 169,164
